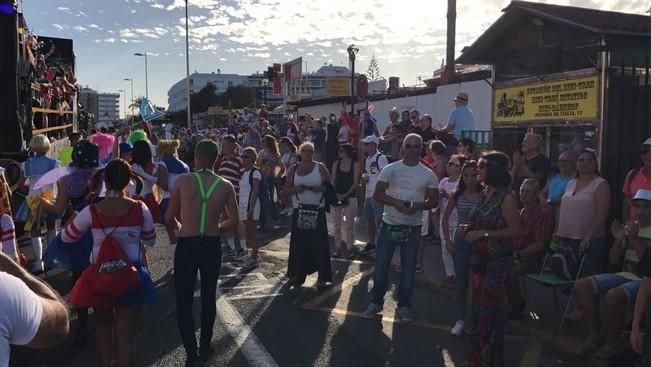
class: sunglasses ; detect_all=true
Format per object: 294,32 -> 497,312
642,146 -> 651,154
404,143 -> 421,149
241,155 -> 254,159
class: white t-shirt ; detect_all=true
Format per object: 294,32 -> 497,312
0,272 -> 43,367
239,169 -> 262,213
365,152 -> 388,198
378,161 -> 439,226
438,177 -> 459,230
337,125 -> 349,143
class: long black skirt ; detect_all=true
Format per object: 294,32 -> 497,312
287,208 -> 332,283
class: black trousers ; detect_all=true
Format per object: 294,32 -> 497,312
174,236 -> 222,357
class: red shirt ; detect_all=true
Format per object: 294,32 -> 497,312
623,168 -> 651,219
213,154 -> 244,195
517,204 -> 552,250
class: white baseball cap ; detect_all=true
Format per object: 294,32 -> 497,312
643,137 -> 651,146
361,135 -> 380,145
633,189 -> 651,201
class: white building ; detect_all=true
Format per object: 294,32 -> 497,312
167,71 -> 249,112
97,93 -> 120,127
166,64 -> 354,111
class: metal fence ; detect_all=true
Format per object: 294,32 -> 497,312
602,56 -> 651,220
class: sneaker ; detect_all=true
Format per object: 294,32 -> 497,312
242,256 -> 259,269
273,225 -> 281,231
398,306 -> 414,322
415,264 -> 424,273
361,303 -> 383,318
222,248 -> 237,261
31,261 -> 44,274
286,208 -> 294,217
234,249 -> 249,262
451,320 -> 464,336
279,208 -> 288,216
362,243 -> 376,253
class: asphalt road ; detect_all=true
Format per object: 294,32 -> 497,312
10,217 -> 597,367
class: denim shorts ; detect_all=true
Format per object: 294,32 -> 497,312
592,273 -> 641,299
364,197 -> 384,222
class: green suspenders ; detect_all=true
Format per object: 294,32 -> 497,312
192,172 -> 222,235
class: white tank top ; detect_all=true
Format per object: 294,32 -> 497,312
293,163 -> 324,207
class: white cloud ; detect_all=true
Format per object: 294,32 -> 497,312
52,24 -> 67,31
73,26 -> 89,33
120,27 -> 170,39
78,11 -> 88,17
151,3 -> 165,9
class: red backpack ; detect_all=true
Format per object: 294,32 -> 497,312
89,203 -> 140,297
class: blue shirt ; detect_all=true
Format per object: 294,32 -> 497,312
448,105 -> 476,138
547,175 -> 572,201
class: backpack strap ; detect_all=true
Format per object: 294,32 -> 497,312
193,172 -> 222,235
89,202 -> 137,263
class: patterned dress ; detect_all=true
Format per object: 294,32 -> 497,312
467,188 -> 514,367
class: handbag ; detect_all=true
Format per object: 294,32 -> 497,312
296,203 -> 320,230
89,203 -> 141,297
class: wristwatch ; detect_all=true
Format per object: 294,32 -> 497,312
483,232 -> 489,238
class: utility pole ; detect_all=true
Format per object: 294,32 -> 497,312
347,45 -> 359,115
185,0 -> 192,128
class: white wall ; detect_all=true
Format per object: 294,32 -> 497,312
296,78 -> 492,133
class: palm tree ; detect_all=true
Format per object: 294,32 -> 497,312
129,96 -> 146,115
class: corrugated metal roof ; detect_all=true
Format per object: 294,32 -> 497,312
508,0 -> 651,36
457,1 -> 651,64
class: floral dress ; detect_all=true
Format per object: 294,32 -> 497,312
467,188 -> 513,367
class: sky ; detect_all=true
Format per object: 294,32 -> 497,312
22,0 -> 649,117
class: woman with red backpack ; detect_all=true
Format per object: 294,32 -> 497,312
61,159 -> 157,367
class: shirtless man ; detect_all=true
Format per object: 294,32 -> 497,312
165,139 -> 239,367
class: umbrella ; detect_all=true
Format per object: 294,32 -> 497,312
33,166 -> 77,190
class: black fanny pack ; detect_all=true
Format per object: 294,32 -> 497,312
385,223 -> 419,243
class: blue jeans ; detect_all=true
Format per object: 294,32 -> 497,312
372,223 -> 421,308
259,176 -> 279,227
452,229 -> 472,321
583,237 -> 607,276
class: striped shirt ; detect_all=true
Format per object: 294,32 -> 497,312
62,201 -> 156,263
517,205 -> 552,250
213,154 -> 244,195
456,194 -> 478,226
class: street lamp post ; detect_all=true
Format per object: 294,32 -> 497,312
123,78 -> 134,125
260,78 -> 269,106
185,0 -> 192,128
117,89 -> 126,123
347,45 -> 359,115
134,52 -> 149,99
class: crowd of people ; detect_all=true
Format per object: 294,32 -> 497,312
1,90 -> 651,367
24,32 -> 78,131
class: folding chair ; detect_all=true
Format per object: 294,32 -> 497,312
524,241 -> 587,334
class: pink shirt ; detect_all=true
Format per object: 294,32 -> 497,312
557,177 -> 606,240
